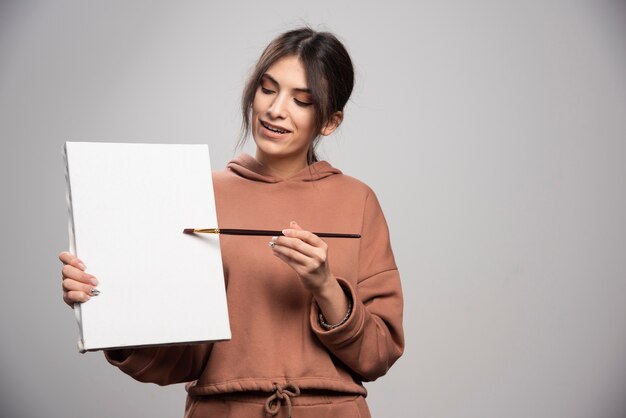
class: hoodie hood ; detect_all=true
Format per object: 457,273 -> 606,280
226,154 -> 342,183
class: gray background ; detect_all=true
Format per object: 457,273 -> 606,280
1,1 -> 626,417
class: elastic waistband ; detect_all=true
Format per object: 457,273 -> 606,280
199,390 -> 360,407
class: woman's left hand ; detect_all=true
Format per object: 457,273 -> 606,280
269,221 -> 333,293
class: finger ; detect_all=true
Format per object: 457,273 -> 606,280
274,233 -> 328,262
284,221 -> 321,245
63,290 -> 91,305
58,251 -> 87,271
271,237 -> 329,273
271,237 -> 328,269
289,220 -> 303,230
271,248 -> 312,278
282,227 -> 325,247
270,242 -> 311,267
63,277 -> 98,295
62,264 -> 99,286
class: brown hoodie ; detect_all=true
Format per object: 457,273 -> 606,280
105,154 -> 404,402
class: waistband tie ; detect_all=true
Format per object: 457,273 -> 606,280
264,382 -> 301,418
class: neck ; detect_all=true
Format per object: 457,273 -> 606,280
255,151 -> 309,178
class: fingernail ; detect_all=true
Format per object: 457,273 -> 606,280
282,229 -> 290,236
268,241 -> 276,248
90,288 -> 100,296
90,277 -> 99,286
78,262 -> 86,270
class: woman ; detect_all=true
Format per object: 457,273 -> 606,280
60,27 -> 404,418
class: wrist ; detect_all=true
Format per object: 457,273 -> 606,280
311,274 -> 340,302
319,298 -> 352,330
313,277 -> 351,325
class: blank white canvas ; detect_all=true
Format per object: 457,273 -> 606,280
64,142 -> 230,352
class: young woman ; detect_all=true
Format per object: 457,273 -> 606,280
60,27 -> 404,418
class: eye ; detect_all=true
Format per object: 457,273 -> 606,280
294,98 -> 313,107
259,78 -> 275,95
294,93 -> 313,107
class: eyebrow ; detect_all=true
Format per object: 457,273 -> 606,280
262,73 -> 312,94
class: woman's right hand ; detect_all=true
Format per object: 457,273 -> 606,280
59,251 -> 99,307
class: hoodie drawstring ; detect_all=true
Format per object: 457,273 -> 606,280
265,382 -> 301,418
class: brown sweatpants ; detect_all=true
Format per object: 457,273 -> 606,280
185,392 -> 371,418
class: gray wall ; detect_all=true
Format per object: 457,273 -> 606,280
1,1 -> 626,417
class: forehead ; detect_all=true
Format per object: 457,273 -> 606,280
264,56 -> 308,89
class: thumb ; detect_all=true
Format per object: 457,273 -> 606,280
289,220 -> 303,231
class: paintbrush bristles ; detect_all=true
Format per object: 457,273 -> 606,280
183,228 -> 219,234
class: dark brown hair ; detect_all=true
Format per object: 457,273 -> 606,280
240,27 -> 355,163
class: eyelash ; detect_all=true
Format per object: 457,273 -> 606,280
294,99 -> 313,107
260,86 -> 274,95
260,86 -> 313,107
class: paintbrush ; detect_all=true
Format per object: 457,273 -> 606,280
183,228 -> 360,239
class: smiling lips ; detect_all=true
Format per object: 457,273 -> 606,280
260,120 -> 291,135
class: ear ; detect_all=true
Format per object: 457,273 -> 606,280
320,111 -> 343,137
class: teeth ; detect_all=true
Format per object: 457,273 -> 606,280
262,121 -> 288,134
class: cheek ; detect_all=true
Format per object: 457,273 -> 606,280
252,90 -> 270,114
294,108 -> 316,132
251,96 -> 263,116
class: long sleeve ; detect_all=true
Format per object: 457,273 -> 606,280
99,162 -> 403,397
104,343 -> 212,386
309,190 -> 404,382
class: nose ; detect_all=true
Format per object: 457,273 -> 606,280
266,93 -> 288,119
